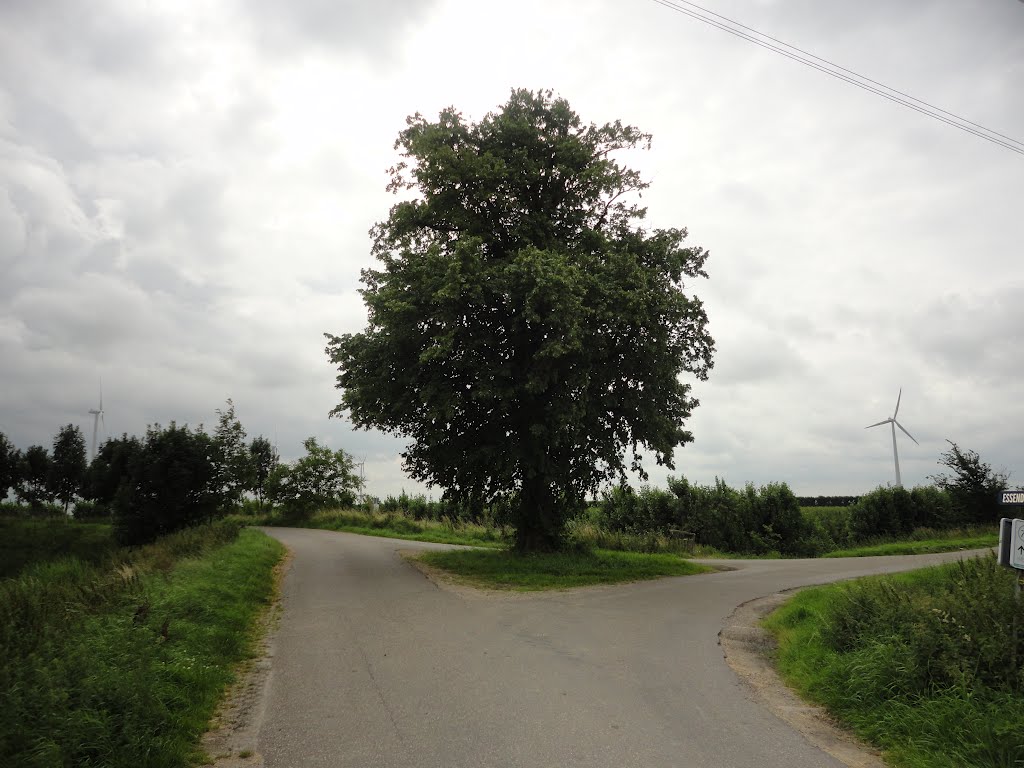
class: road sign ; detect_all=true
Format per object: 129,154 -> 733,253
999,490 -> 1024,505
1013,519 -> 1024,570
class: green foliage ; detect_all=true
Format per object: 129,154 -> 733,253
326,89 -> 714,552
0,522 -> 282,767
416,547 -> 710,591
16,445 -> 54,512
265,437 -> 363,518
0,518 -> 116,578
378,490 -> 514,528
211,399 -> 250,511
821,529 -> 998,558
248,435 -> 278,511
245,507 -> 506,548
0,432 -> 20,501
930,440 -> 1010,525
84,433 -> 144,513
49,423 -> 88,514
113,423 -> 221,545
764,557 -> 1024,767
848,485 -> 960,541
597,476 -> 817,555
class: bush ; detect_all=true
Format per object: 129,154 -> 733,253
265,437 -> 361,518
849,486 -> 960,542
113,423 -> 221,545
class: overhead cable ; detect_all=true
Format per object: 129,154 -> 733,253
650,0 -> 1024,156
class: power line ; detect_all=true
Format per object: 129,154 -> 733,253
649,0 -> 1024,156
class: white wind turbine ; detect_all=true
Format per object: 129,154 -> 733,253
88,385 -> 105,461
865,388 -> 918,487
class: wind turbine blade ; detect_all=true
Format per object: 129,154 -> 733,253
893,387 -> 902,418
894,420 -> 918,445
865,419 -> 890,429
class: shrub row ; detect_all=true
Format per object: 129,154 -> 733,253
597,478 -> 822,556
378,491 -> 514,529
589,481 -> 994,556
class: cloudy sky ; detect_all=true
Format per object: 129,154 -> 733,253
2,0 -> 1022,499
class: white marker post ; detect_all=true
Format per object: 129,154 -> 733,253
997,493 -> 1024,686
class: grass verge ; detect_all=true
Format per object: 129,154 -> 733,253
763,556 -> 1024,767
414,547 -> 711,591
822,532 -> 997,558
235,508 -> 507,548
0,521 -> 284,768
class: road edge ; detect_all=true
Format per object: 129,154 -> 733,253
200,543 -> 294,767
719,590 -> 888,768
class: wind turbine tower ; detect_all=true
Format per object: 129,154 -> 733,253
865,388 -> 918,487
88,385 -> 105,462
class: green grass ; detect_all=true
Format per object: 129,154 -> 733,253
822,531 -> 997,558
0,517 -> 117,578
415,547 -> 711,590
763,557 -> 1024,767
0,521 -> 284,767
242,507 -> 507,548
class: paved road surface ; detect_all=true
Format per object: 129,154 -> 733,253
256,528 -> 984,767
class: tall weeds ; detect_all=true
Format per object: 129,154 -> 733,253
0,519 -> 279,768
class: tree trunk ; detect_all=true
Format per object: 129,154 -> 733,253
514,474 -> 563,552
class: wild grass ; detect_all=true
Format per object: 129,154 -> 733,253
236,507 -> 508,548
763,555 -> 1024,767
0,517 -> 117,578
823,529 -> 997,558
0,520 -> 283,768
414,548 -> 711,590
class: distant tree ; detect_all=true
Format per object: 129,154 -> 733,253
0,433 -> 20,501
85,434 -> 144,510
48,424 -> 88,514
266,437 -> 362,517
248,436 -> 278,511
16,445 -> 54,512
113,423 -> 220,545
325,89 -> 715,552
211,399 -> 249,511
928,440 -> 1010,524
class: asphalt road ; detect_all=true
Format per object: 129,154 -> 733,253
256,528 -> 984,767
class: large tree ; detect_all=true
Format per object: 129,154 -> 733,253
50,424 -> 87,514
325,89 -> 714,551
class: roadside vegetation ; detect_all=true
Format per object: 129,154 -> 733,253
763,556 -> 1024,767
415,548 -> 710,591
0,514 -> 117,578
238,506 -> 506,548
0,517 -> 283,767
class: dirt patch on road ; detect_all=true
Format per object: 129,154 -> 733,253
200,547 -> 293,767
720,592 -> 887,768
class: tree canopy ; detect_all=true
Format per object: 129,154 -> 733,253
326,89 -> 714,551
50,423 -> 87,514
929,440 -> 1010,524
266,437 -> 361,517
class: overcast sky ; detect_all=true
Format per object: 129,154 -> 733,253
2,0 -> 1022,499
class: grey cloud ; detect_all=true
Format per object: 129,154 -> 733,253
241,0 -> 437,58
